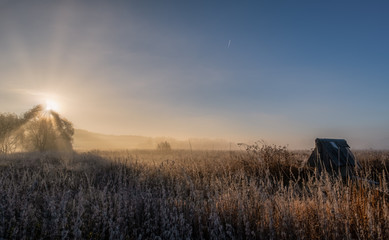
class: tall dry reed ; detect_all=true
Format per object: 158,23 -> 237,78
0,147 -> 388,239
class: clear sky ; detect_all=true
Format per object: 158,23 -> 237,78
1,0 -> 389,149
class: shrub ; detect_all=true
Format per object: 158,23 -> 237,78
157,141 -> 172,152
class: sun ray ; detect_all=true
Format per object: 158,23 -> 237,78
45,100 -> 59,112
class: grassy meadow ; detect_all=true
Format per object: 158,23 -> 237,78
0,145 -> 388,239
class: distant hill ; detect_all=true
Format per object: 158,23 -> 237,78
73,129 -> 238,151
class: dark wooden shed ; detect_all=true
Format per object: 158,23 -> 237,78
307,138 -> 360,178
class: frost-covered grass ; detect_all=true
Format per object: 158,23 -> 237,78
0,147 -> 388,239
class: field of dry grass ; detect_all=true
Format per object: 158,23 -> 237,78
0,145 -> 388,239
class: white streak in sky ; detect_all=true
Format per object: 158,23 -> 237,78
227,40 -> 231,48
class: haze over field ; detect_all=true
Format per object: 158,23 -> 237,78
73,129 -> 239,151
1,1 -> 389,149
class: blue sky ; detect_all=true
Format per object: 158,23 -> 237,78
1,0 -> 389,148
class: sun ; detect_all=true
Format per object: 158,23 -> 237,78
45,100 -> 59,112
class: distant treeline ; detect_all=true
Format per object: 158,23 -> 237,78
73,129 -> 239,151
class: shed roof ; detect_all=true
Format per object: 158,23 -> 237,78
315,138 -> 350,148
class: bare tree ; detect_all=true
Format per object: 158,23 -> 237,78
21,105 -> 43,124
23,118 -> 57,152
50,111 -> 74,151
0,113 -> 23,154
0,105 -> 74,153
22,109 -> 74,152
